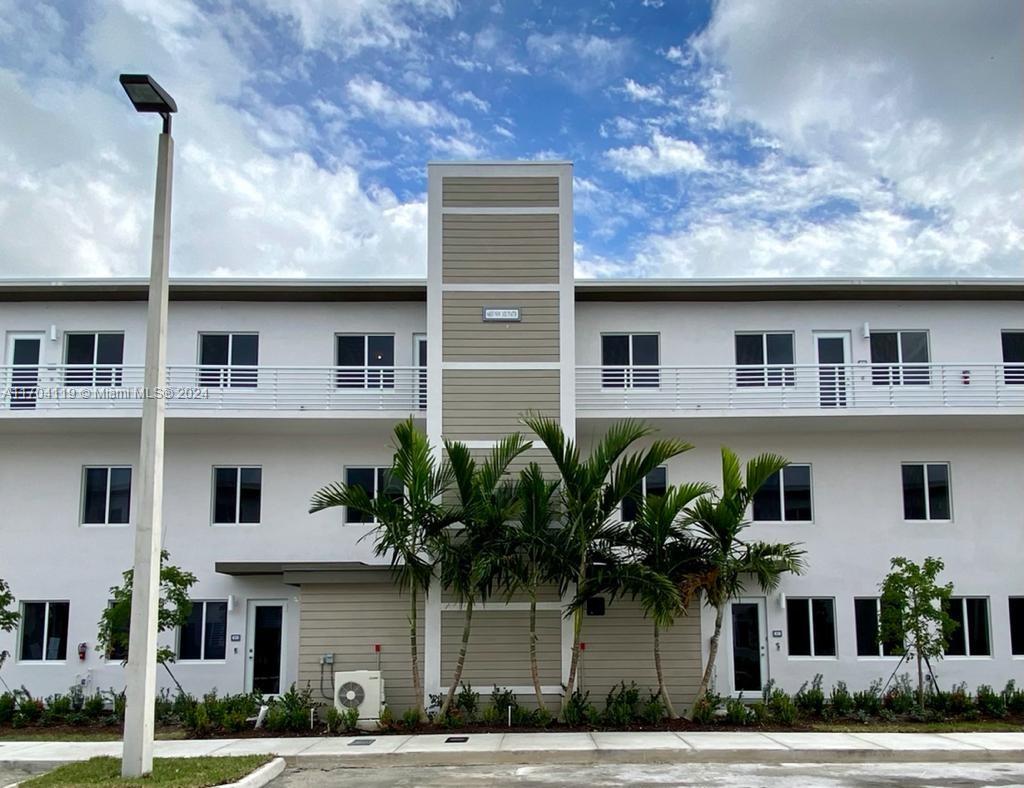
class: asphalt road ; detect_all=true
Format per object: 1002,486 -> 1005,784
270,762 -> 1024,787
0,763 -> 49,788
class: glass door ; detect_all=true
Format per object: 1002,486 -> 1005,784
6,334 -> 43,409
246,601 -> 285,696
815,332 -> 850,407
414,333 -> 427,410
729,598 -> 767,695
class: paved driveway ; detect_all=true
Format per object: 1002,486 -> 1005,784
270,761 -> 1024,787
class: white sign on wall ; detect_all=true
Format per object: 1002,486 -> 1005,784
481,307 -> 522,322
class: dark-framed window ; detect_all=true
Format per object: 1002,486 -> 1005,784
178,601 -> 228,661
786,597 -> 836,657
1009,597 -> 1024,656
901,463 -> 950,521
336,335 -> 395,389
344,467 -> 402,523
212,467 -> 262,524
198,333 -> 258,388
854,597 -> 901,657
944,597 -> 991,657
601,333 -> 659,389
19,601 -> 70,661
621,466 -> 667,522
64,333 -> 124,386
82,466 -> 132,525
735,332 -> 795,387
1002,331 -> 1024,385
752,465 -> 812,522
870,330 -> 930,385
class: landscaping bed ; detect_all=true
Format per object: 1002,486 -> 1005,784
18,755 -> 271,788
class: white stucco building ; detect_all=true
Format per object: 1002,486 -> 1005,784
0,162 -> 1021,712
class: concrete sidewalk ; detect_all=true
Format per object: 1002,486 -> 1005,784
1,732 -> 1023,768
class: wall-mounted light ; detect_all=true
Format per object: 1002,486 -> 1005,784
778,592 -> 786,610
50,325 -> 57,342
861,321 -> 871,339
226,594 -> 235,613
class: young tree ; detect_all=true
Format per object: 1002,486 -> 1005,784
879,555 -> 957,710
97,550 -> 196,693
507,462 -> 562,712
309,418 -> 459,719
0,578 -> 18,677
437,434 -> 531,718
602,483 -> 714,718
523,415 -> 694,704
686,448 -> 807,714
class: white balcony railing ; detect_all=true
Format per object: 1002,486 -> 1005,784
577,363 -> 1024,414
0,365 -> 427,413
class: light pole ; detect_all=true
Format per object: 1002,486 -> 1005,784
118,73 -> 176,778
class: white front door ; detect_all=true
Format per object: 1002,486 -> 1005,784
5,333 -> 43,409
245,600 -> 286,696
814,331 -> 851,407
728,597 -> 768,696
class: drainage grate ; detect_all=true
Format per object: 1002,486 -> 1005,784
348,738 -> 375,746
445,736 -> 469,743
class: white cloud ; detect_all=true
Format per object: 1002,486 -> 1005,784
453,90 -> 490,113
621,78 -> 663,103
606,132 -> 708,177
346,76 -> 463,129
525,32 -> 629,87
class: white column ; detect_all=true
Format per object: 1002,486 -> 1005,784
423,574 -> 442,703
122,131 -> 173,778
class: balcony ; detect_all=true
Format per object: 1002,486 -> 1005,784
576,363 -> 1024,418
0,364 -> 427,417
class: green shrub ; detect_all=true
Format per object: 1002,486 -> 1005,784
1003,681 -> 1024,715
602,682 -> 641,727
725,695 -> 751,726
829,681 -> 854,718
945,683 -> 977,719
794,674 -> 825,718
81,692 -> 107,720
640,692 -> 666,725
378,705 -> 395,730
533,707 -> 553,728
750,701 -> 768,724
454,683 -> 480,722
265,685 -> 314,733
766,688 -> 797,726
105,688 -> 127,722
13,696 -> 44,727
561,688 -> 597,727
480,704 -> 501,725
154,688 -> 175,724
401,707 -> 422,730
882,674 -> 917,715
976,685 -> 1006,718
0,692 -> 16,725
691,689 -> 721,725
323,705 -> 360,734
511,705 -> 538,726
853,679 -> 883,717
42,693 -> 73,725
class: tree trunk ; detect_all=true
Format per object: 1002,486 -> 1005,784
161,661 -> 185,696
410,586 -> 423,719
439,598 -> 474,718
916,650 -> 925,712
653,623 -> 676,719
529,591 -> 546,714
561,557 -> 587,710
691,604 -> 725,717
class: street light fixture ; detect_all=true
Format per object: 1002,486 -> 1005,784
118,73 -> 176,779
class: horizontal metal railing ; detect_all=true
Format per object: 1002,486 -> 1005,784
576,363 -> 1024,413
0,365 -> 428,413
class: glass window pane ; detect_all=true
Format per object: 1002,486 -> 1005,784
83,468 -> 109,524
96,334 -> 124,365
601,335 -> 630,366
108,601 -> 130,661
107,468 -> 131,524
879,598 -> 901,656
230,334 -> 259,366
786,598 -> 811,656
944,599 -> 966,656
926,464 -> 950,520
812,599 -> 836,656
902,465 -> 927,520
965,598 -> 990,656
65,334 -> 96,365
752,471 -> 782,521
1010,598 -> 1024,656
345,467 -> 375,523
870,332 -> 898,363
645,467 -> 667,498
367,336 -> 394,366
179,604 -> 204,660
766,333 -> 794,365
378,468 -> 402,505
900,332 -> 929,363
200,334 -> 229,365
336,336 -> 365,366
631,335 -> 659,365
621,481 -> 642,522
213,468 -> 238,523
45,602 -> 69,661
854,598 -> 880,656
204,602 -> 227,660
783,465 -> 812,521
239,468 -> 262,524
735,334 -> 764,365
1004,332 -> 1024,363
20,602 -> 46,660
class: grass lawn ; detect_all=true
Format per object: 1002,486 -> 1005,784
19,755 -> 272,788
0,729 -> 187,742
813,720 -> 1024,733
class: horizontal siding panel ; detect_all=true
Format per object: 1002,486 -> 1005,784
443,292 -> 559,363
443,369 -> 560,439
442,214 -> 560,284
441,609 -> 561,686
442,177 -> 559,207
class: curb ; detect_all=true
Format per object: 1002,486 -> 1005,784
221,756 -> 286,788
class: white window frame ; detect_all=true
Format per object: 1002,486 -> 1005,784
869,329 -> 932,386
600,332 -> 661,390
618,466 -> 667,521
211,466 -> 262,526
901,461 -> 952,522
18,600 -> 70,663
944,596 -> 992,659
80,465 -> 132,527
176,600 -> 228,662
342,466 -> 394,524
786,596 -> 838,659
197,332 -> 259,388
734,331 -> 796,387
63,332 -> 125,386
335,333 -> 396,389
751,464 -> 814,523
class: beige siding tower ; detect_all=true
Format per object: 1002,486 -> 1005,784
424,162 -> 576,701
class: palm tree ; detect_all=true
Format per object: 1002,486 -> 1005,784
686,447 -> 808,713
437,434 -> 531,718
507,462 -> 562,712
309,418 -> 458,718
602,483 -> 714,718
523,415 -> 695,704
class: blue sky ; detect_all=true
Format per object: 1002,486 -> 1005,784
0,0 -> 1020,279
